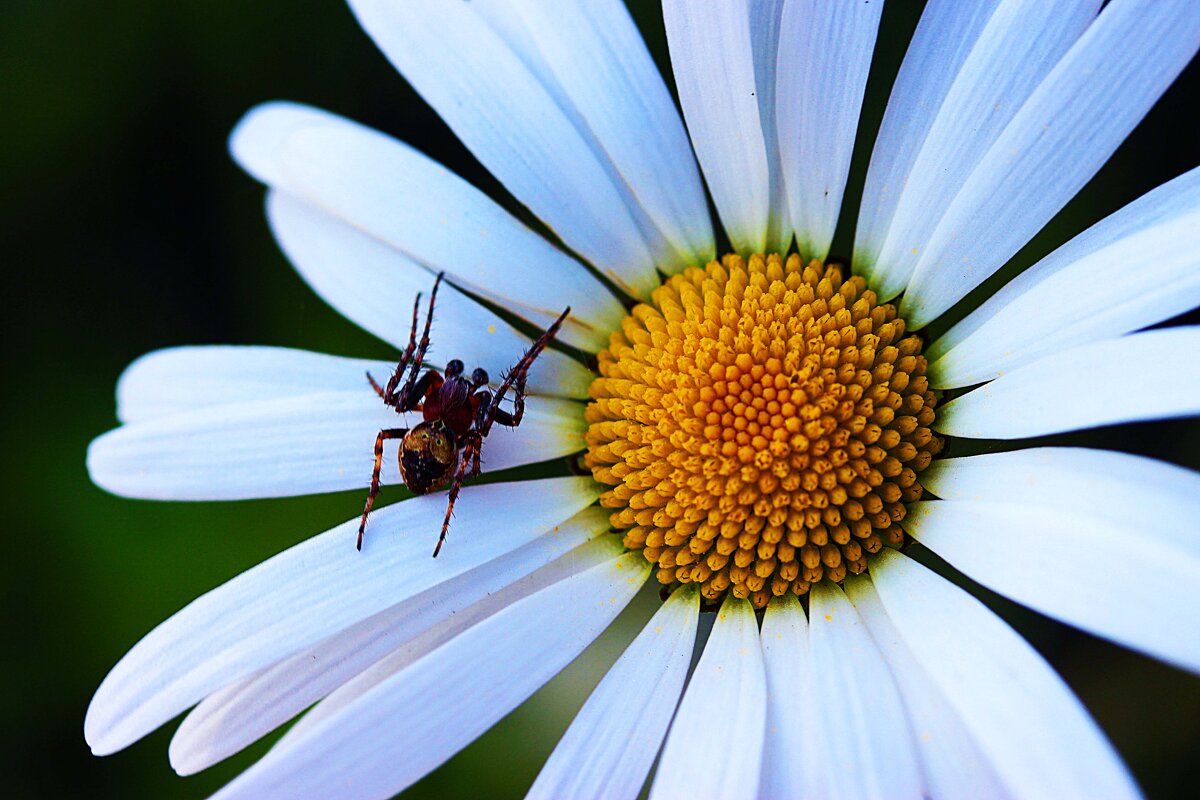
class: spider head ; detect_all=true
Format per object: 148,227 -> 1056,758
399,420 -> 459,495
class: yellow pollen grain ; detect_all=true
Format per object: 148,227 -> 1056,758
584,253 -> 943,609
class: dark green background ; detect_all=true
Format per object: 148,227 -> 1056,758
4,1 -> 1198,797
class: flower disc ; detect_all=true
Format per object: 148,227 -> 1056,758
585,253 -> 943,608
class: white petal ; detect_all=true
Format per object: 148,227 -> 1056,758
935,326 -> 1200,439
928,165 -> 1200,387
922,447 -> 1200,560
870,549 -> 1140,799
116,346 -> 391,423
267,193 -> 593,398
83,476 -> 599,756
210,551 -> 651,800
173,515 -> 616,775
650,596 -> 767,800
805,582 -> 923,800
846,576 -> 1012,800
117,343 -> 586,426
750,0 -> 790,254
902,0 -> 1200,328
231,102 -> 623,349
906,498 -> 1200,674
854,0 -> 1005,297
527,585 -> 700,800
271,133 -> 619,352
236,107 -> 628,352
229,100 -> 340,188
757,594 -> 810,800
88,390 -> 584,500
862,0 -> 1097,300
270,538 -> 629,748
776,0 -> 883,262
663,0 -> 771,255
470,0 -> 714,271
346,0 -> 660,298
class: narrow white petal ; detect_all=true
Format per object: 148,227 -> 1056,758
870,549 -> 1140,799
274,119 -> 621,347
116,347 -> 391,423
855,0 -> 1004,296
907,498 -> 1200,674
231,104 -> 619,347
173,517 -> 616,775
231,102 -> 623,349
923,447 -> 1200,559
346,0 -> 660,298
805,582 -> 922,800
471,0 -> 714,271
749,0 -> 790,254
902,0 -> 1200,328
267,193 -> 593,398
929,165 -> 1200,387
936,327 -> 1200,439
663,0 -> 771,255
88,391 -> 584,500
210,552 -> 651,800
846,576 -> 1013,800
527,585 -> 700,800
757,595 -> 809,800
650,596 -> 767,800
776,0 -> 883,262
270,537 -> 628,748
117,342 -> 586,425
83,477 -> 599,756
229,101 -> 341,188
864,0 -> 1097,300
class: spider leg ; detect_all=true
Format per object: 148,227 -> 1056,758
394,272 -> 443,408
401,370 -> 440,413
490,406 -> 519,427
367,371 -> 386,399
358,427 -> 408,550
476,387 -> 519,428
481,306 -> 570,437
432,432 -> 482,558
378,287 -> 424,406
370,272 -> 445,409
469,390 -> 495,475
471,442 -> 483,477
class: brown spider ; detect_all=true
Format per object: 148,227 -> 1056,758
357,272 -> 570,557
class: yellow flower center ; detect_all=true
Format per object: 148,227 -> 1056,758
585,253 -> 943,608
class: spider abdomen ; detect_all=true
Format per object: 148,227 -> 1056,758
398,421 -> 459,495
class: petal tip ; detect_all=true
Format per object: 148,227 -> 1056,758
228,100 -> 334,186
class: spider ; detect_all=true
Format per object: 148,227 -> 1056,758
357,272 -> 570,557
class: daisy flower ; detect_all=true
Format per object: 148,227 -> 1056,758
86,0 -> 1200,798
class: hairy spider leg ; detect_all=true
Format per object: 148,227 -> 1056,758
370,286 -> 422,401
367,365 -> 440,410
393,272 -> 443,406
480,306 -> 572,438
380,271 -> 444,408
431,431 -> 481,558
468,388 -> 510,478
357,427 -> 408,550
431,306 -> 571,557
429,384 -> 494,558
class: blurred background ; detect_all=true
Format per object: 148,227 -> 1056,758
3,1 -> 1198,797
